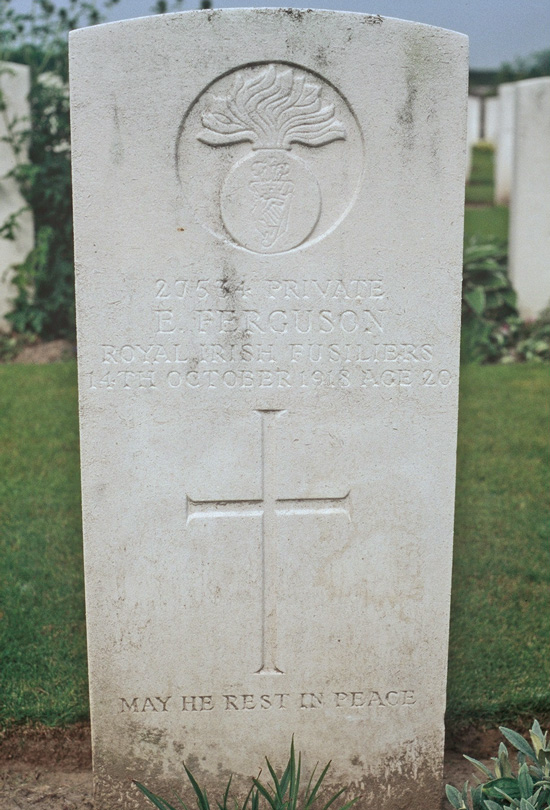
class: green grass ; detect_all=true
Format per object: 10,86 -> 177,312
0,361 -> 87,728
447,363 -> 550,727
0,362 -> 549,731
464,145 -> 509,243
465,145 -> 495,206
464,205 -> 509,244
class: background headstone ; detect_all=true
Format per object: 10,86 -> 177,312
484,95 -> 499,144
0,62 -> 33,331
466,95 -> 481,178
70,10 -> 467,810
494,82 -> 517,206
508,77 -> 550,320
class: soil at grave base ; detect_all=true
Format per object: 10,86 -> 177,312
0,722 -> 529,810
5,338 -> 75,365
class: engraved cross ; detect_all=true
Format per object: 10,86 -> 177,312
186,409 -> 350,675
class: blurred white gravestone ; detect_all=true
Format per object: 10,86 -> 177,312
466,95 -> 481,178
509,77 -> 550,320
494,83 -> 517,206
484,96 -> 499,144
70,10 -> 467,810
0,63 -> 33,330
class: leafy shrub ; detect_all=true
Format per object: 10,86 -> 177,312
461,239 -> 520,364
513,306 -> 550,363
135,739 -> 357,810
460,240 -> 550,364
0,331 -> 36,362
0,0 -> 183,339
446,720 -> 550,810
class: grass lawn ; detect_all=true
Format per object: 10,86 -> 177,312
0,362 -> 87,728
464,145 -> 509,244
464,205 -> 509,244
447,363 -> 550,727
0,361 -> 549,731
465,145 -> 495,206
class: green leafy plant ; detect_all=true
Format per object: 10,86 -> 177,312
513,306 -> 550,363
0,0 -> 185,339
134,740 -> 358,810
0,330 -> 35,361
446,720 -> 550,810
461,238 -> 521,364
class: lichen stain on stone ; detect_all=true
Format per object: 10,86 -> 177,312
397,32 -> 435,151
219,261 -> 240,302
138,726 -> 167,748
345,733 -> 443,810
279,8 -> 313,21
398,30 -> 446,167
397,74 -> 418,151
361,14 -> 384,25
110,101 -> 124,166
315,46 -> 329,69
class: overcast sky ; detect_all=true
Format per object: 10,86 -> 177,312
12,0 -> 550,68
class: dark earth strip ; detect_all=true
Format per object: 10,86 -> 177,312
0,722 -> 539,810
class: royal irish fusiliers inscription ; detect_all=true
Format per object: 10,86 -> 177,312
178,62 -> 363,253
86,274 -> 452,393
71,10 -> 467,810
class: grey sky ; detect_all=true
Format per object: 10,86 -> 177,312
12,0 -> 550,68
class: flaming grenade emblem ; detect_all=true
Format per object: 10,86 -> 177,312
198,65 -> 347,253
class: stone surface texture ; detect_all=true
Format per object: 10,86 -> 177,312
70,10 -> 467,810
0,62 -> 33,330
494,82 -> 516,206
509,77 -> 550,320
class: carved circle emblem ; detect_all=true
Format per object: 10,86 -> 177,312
177,63 -> 364,254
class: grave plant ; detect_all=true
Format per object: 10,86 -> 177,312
446,720 -> 550,810
135,740 -> 358,810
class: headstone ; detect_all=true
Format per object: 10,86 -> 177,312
466,95 -> 481,178
494,82 -> 516,205
508,77 -> 550,319
0,62 -> 33,331
70,10 -> 467,810
484,95 -> 499,144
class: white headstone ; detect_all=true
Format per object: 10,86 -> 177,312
0,62 -> 33,330
484,95 -> 499,144
466,95 -> 481,178
494,82 -> 517,206
509,77 -> 550,320
70,10 -> 467,810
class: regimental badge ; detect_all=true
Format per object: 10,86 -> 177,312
177,62 -> 363,254
197,65 -> 347,253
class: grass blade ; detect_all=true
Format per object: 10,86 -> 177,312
134,781 -> 181,810
184,764 -> 210,810
265,756 -> 284,802
217,775 -> 233,810
305,762 -> 331,809
319,785 -> 347,810
253,778 -> 278,810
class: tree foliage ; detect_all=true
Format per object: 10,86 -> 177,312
498,49 -> 550,83
0,0 -> 184,338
